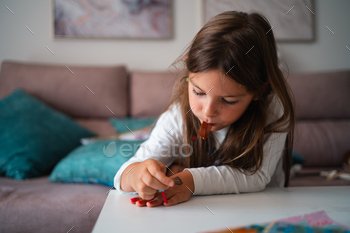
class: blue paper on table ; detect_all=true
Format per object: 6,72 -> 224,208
206,222 -> 349,233
264,221 -> 349,233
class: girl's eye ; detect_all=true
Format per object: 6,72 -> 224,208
222,99 -> 238,105
192,89 -> 238,105
192,89 -> 204,96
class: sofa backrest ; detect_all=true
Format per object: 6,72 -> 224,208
1,60 -> 349,167
0,60 -> 128,118
287,70 -> 350,167
287,70 -> 350,119
129,70 -> 179,117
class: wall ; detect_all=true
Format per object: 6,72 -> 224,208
0,0 -> 349,73
278,0 -> 350,73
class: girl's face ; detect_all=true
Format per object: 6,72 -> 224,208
188,69 -> 258,131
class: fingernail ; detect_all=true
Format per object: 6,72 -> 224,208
137,200 -> 142,204
147,201 -> 153,204
169,181 -> 174,187
130,197 -> 139,202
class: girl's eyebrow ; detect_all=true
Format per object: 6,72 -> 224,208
189,78 -> 246,98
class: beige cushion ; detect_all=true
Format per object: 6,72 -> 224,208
130,71 -> 179,117
293,120 -> 350,167
287,70 -> 350,119
0,60 -> 128,118
75,119 -> 116,136
0,175 -> 107,233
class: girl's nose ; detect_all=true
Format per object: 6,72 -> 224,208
204,100 -> 218,117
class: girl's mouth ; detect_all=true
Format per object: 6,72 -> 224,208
199,121 -> 214,139
202,121 -> 216,126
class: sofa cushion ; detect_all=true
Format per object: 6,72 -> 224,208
0,89 -> 96,180
290,167 -> 350,187
0,175 -> 108,233
130,71 -> 178,117
0,60 -> 128,118
293,120 -> 350,167
75,118 -> 117,136
48,139 -> 145,186
287,70 -> 350,119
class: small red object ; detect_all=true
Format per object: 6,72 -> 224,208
161,191 -> 168,204
192,136 -> 197,140
199,121 -> 213,139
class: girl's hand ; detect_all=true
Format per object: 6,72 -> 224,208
131,170 -> 194,207
128,159 -> 175,200
166,164 -> 185,177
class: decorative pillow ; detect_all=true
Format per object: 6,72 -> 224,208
80,126 -> 153,145
48,139 -> 146,186
292,151 -> 306,165
79,117 -> 158,145
109,117 -> 157,134
0,89 -> 96,179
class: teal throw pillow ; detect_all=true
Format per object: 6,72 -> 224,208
109,117 -> 157,134
0,89 -> 96,179
292,151 -> 306,165
48,139 -> 146,186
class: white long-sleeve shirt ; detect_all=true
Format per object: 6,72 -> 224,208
114,93 -> 287,195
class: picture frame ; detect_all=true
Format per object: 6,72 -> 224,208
203,0 -> 315,42
52,0 -> 173,40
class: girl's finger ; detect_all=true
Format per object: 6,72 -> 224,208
135,199 -> 147,207
138,173 -> 168,200
130,197 -> 141,204
142,171 -> 172,191
163,193 -> 180,207
137,178 -> 159,200
146,195 -> 163,207
147,165 -> 174,188
151,160 -> 175,187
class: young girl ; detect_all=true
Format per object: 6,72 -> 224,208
114,11 -> 295,207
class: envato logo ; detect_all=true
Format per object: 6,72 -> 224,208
103,142 -> 193,158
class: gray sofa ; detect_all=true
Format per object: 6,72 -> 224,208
287,70 -> 350,186
0,60 -> 349,233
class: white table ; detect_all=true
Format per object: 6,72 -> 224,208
92,186 -> 350,233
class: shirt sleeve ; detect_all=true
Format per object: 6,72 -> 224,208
183,132 -> 287,195
114,103 -> 184,194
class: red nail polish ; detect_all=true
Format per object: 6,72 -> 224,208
147,201 -> 153,204
130,197 -> 139,202
137,200 -> 142,204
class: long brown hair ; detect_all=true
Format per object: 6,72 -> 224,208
156,11 -> 295,187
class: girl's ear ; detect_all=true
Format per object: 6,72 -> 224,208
185,55 -> 188,61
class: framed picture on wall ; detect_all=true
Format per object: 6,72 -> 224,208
53,0 -> 173,39
203,0 -> 315,42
